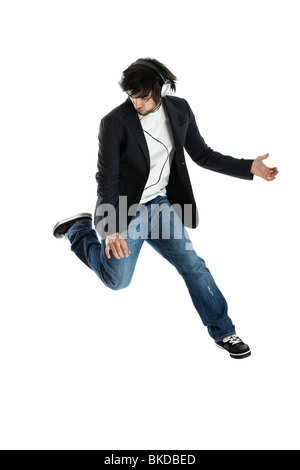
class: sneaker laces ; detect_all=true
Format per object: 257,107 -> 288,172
223,335 -> 242,345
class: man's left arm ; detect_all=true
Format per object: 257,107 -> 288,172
184,102 -> 278,181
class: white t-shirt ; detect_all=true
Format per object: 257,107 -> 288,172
139,104 -> 175,204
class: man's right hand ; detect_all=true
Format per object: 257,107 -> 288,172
105,233 -> 131,260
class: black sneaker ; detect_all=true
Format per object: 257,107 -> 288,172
53,213 -> 92,239
216,335 -> 251,359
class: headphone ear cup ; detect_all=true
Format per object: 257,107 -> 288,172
161,81 -> 172,97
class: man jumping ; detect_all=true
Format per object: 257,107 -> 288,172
53,58 -> 278,359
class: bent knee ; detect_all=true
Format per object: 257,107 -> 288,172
103,275 -> 132,291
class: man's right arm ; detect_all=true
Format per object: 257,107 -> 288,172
96,117 -> 120,211
96,117 -> 131,259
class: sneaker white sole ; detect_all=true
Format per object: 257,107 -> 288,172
53,213 -> 92,237
216,344 -> 252,359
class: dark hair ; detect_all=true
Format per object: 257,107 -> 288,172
119,57 -> 177,104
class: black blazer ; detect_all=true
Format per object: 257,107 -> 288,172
94,96 -> 254,237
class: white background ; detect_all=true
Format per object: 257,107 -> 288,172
0,0 -> 299,450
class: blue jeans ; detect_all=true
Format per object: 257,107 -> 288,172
68,196 -> 236,341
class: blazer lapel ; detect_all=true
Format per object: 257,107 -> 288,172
123,98 -> 150,167
163,97 -> 186,153
122,96 -> 186,168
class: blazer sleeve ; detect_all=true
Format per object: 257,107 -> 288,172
96,116 -> 120,204
95,116 -> 122,236
184,102 -> 254,180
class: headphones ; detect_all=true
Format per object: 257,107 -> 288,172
131,60 -> 172,98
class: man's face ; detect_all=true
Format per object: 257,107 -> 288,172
129,92 -> 160,115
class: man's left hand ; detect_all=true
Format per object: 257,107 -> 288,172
251,153 -> 279,181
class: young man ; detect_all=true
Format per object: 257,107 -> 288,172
53,58 -> 278,359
